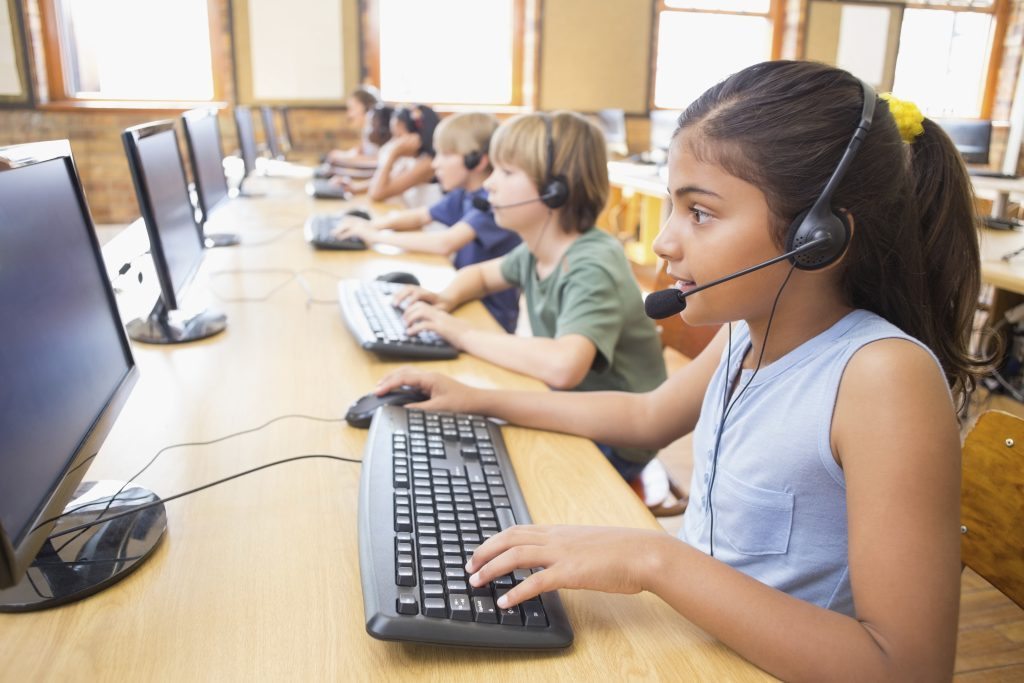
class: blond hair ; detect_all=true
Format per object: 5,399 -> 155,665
489,111 -> 608,233
433,112 -> 499,171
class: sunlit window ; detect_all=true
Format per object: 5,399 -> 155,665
652,2 -> 774,110
55,0 -> 214,101
378,0 -> 515,105
892,8 -> 993,118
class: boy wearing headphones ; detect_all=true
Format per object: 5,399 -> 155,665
334,111 -> 521,333
386,111 -> 668,480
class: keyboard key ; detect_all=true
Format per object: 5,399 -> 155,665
449,595 -> 473,621
499,605 -> 522,626
395,595 -> 418,616
521,601 -> 548,627
396,566 -> 416,587
423,598 -> 448,618
473,596 -> 498,623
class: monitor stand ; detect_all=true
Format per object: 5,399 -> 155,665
204,232 -> 241,248
126,298 -> 227,344
0,481 -> 166,612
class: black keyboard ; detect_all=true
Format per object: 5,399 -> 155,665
338,280 -> 458,360
358,405 -> 573,648
304,214 -> 367,250
969,169 -> 1020,180
309,178 -> 352,199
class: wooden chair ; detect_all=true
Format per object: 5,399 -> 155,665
960,410 -> 1024,608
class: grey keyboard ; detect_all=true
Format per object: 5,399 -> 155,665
304,214 -> 367,250
338,280 -> 458,360
358,405 -> 573,647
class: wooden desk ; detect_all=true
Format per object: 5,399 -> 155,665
971,174 -> 1024,218
0,174 -> 771,681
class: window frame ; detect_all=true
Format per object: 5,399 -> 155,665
37,0 -> 228,110
360,0 -> 536,111
648,0 -> 784,111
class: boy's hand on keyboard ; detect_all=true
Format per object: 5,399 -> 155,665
391,285 -> 449,311
330,221 -> 376,243
404,302 -> 470,348
375,368 -> 480,412
465,525 -> 667,609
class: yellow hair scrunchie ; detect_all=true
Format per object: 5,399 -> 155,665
880,93 -> 924,144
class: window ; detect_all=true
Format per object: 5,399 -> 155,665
43,0 -> 215,102
892,2 -> 999,118
363,0 -> 531,107
652,0 -> 779,110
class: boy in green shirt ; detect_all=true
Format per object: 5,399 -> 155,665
387,111 -> 667,479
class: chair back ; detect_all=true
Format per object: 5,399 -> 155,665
961,410 -> 1024,608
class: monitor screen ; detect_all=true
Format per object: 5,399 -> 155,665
182,110 -> 230,220
260,106 -> 283,160
0,147 -> 135,572
123,123 -> 204,311
234,106 -> 259,177
935,118 -> 991,165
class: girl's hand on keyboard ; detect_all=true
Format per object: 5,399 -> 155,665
375,368 -> 480,412
465,525 -> 669,609
330,221 -> 376,243
404,301 -> 469,346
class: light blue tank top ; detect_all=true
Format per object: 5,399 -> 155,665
679,309 -> 942,617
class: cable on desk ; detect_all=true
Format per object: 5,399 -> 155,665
296,267 -> 345,306
207,267 -> 298,302
45,453 -> 362,542
38,413 -> 348,548
237,226 -> 299,247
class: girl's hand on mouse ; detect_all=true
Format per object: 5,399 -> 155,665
391,285 -> 451,311
375,368 -> 482,413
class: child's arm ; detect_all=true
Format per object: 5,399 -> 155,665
340,221 -> 476,257
377,325 -> 727,450
370,208 -> 432,231
367,136 -> 433,202
464,339 -> 961,681
393,258 -> 508,312
405,310 -> 596,390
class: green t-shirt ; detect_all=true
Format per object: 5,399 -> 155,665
500,228 -> 668,465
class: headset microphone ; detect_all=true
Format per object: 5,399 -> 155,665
471,188 -> 560,213
644,233 -> 833,319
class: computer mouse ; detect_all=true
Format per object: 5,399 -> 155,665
375,271 -> 420,286
345,386 -> 431,428
344,208 -> 372,221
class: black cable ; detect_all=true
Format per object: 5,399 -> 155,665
46,454 -> 361,541
39,413 -> 347,551
708,264 -> 796,557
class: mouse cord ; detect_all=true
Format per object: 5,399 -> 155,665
38,414 -> 347,551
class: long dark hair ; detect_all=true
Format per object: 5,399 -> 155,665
676,60 -> 988,402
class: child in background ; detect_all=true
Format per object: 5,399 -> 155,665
378,61 -> 981,680
388,111 -> 668,480
332,104 -> 441,208
334,112 -> 521,332
325,85 -> 382,167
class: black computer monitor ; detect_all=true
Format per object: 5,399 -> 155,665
234,105 -> 260,180
260,105 -> 284,160
122,120 -> 227,344
0,140 -> 166,611
936,118 -> 992,165
595,108 -> 628,157
180,108 -> 240,248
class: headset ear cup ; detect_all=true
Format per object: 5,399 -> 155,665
463,150 -> 482,170
541,175 -> 569,209
785,209 -> 850,270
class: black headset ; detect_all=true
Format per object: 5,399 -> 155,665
539,114 -> 570,209
463,150 -> 482,170
783,79 -> 876,270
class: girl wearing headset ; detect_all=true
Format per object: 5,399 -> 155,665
378,61 -> 982,679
